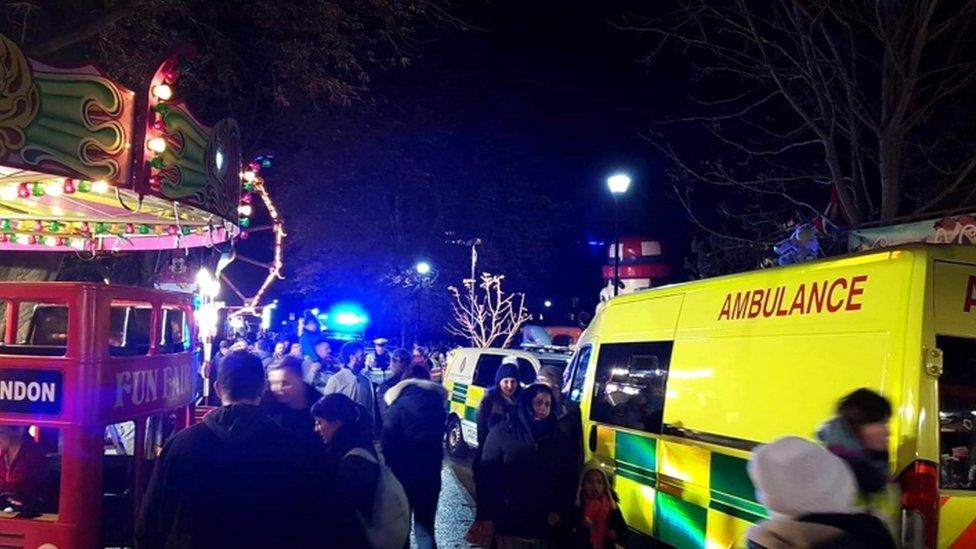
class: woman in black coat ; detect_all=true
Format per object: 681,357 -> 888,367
312,394 -> 379,549
477,383 -> 576,547
381,364 -> 448,549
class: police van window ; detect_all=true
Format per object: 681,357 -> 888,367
2,302 -> 69,356
0,425 -> 61,519
516,358 -> 537,384
937,335 -> 976,490
160,308 -> 187,354
568,346 -> 593,404
473,355 -> 503,387
109,302 -> 152,356
590,342 -> 673,434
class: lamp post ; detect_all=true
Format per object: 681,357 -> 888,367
415,261 -> 432,275
607,174 -> 631,296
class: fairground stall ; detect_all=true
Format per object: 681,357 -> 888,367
0,33 -> 273,547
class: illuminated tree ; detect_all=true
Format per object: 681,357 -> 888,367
447,273 -> 531,349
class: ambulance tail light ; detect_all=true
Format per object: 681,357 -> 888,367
898,460 -> 938,549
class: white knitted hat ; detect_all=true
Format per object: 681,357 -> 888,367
748,436 -> 857,517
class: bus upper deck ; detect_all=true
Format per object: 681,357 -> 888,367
0,282 -> 198,549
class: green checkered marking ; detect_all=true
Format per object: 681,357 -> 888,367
654,490 -> 707,548
464,406 -> 477,422
451,382 -> 469,405
615,431 -> 657,485
710,452 -> 767,521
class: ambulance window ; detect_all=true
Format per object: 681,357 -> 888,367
473,355 -> 503,387
937,335 -> 976,490
568,346 -> 593,404
590,342 -> 672,434
517,359 -> 537,384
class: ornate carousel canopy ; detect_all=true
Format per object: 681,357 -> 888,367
0,34 -> 242,252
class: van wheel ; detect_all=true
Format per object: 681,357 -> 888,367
447,416 -> 468,458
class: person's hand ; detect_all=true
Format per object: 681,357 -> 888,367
608,529 -> 618,541
582,516 -> 593,528
547,512 -> 561,526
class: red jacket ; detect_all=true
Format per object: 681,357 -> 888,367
0,435 -> 49,504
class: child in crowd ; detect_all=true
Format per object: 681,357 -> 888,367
569,463 -> 627,549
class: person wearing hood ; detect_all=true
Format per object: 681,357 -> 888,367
312,393 -> 381,549
477,384 -> 575,547
816,388 -> 898,529
376,348 -> 411,424
538,364 -> 584,472
566,463 -> 627,549
260,356 -> 324,461
136,350 -> 312,548
382,363 -> 448,549
746,436 -> 895,548
469,356 -> 524,540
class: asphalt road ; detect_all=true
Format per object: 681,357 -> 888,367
415,454 -> 475,548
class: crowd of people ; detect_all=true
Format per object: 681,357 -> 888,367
135,309 -> 457,549
129,305 -> 901,549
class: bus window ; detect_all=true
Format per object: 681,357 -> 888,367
0,425 -> 61,518
590,342 -> 673,434
109,302 -> 152,356
103,421 -> 136,547
160,309 -> 187,354
0,302 -> 69,356
938,335 -> 976,490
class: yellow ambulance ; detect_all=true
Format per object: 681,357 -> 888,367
566,244 -> 976,548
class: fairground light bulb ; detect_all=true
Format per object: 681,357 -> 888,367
147,137 -> 167,154
91,180 -> 110,194
238,204 -> 253,216
16,235 -> 29,245
46,181 -> 63,197
195,268 -> 212,287
0,187 -> 18,201
152,84 -> 173,101
70,238 -> 85,250
45,236 -> 58,247
242,170 -> 257,183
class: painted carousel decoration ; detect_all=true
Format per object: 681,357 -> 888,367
0,33 -> 241,252
598,236 -> 672,309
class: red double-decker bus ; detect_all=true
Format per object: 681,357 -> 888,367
0,282 -> 197,548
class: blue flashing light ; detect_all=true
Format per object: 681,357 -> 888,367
325,303 -> 369,332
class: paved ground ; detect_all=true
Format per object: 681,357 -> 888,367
411,456 -> 476,548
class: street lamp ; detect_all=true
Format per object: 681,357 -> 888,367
544,299 -> 552,308
415,261 -> 432,275
607,174 -> 631,296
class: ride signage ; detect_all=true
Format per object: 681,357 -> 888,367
0,369 -> 62,415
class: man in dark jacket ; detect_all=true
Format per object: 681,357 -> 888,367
376,348 -> 410,423
382,364 -> 447,549
136,351 -> 312,548
261,355 -> 325,463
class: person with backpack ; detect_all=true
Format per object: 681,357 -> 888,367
313,393 -> 410,549
746,436 -> 895,548
136,351 -> 313,548
382,363 -> 448,549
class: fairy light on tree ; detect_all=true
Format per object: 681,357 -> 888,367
446,273 -> 531,348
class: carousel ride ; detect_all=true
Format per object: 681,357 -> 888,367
0,33 -> 284,332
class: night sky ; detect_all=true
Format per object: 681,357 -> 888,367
368,0 -> 688,311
